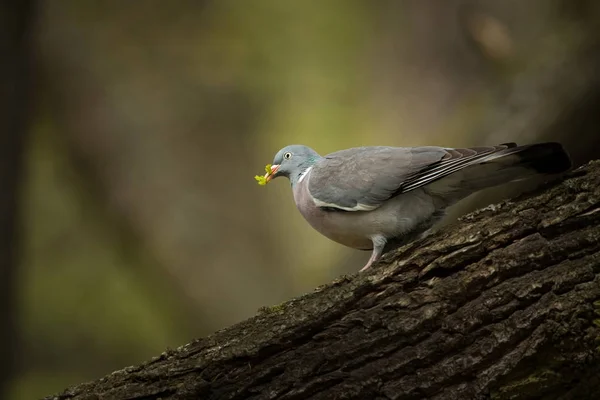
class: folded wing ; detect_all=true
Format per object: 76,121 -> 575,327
307,143 -> 567,212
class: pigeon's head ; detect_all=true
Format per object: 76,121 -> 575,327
264,145 -> 321,185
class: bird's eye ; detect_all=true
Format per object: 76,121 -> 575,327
284,152 -> 292,160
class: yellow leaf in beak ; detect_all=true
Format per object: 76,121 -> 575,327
254,164 -> 272,186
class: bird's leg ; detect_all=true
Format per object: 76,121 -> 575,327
360,235 -> 387,272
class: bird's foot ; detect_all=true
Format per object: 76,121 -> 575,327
360,235 -> 387,272
359,259 -> 376,272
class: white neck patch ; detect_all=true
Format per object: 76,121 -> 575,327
298,166 -> 312,183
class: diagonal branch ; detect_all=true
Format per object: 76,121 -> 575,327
46,161 -> 600,400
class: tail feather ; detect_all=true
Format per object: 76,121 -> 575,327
510,142 -> 572,175
426,142 -> 571,204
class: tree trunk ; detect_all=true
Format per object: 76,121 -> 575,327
0,0 -> 35,397
45,161 -> 600,400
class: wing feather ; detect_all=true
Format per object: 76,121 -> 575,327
307,144 -> 516,211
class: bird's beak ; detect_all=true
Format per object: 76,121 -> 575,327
265,164 -> 280,183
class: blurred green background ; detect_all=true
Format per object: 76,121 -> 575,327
2,1 -> 600,399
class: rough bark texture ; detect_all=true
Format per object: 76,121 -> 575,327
46,161 -> 600,400
0,0 -> 34,397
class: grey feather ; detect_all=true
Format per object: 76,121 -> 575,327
307,146 -> 447,210
308,144 -> 518,211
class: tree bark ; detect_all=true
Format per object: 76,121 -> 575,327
45,161 -> 600,400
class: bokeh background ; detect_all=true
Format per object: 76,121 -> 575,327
2,1 -> 600,398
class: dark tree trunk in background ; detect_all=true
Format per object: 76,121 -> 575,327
0,0 -> 34,397
45,162 -> 600,399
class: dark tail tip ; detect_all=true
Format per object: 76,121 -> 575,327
518,142 -> 572,174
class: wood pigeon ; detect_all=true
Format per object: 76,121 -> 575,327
258,142 -> 571,271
